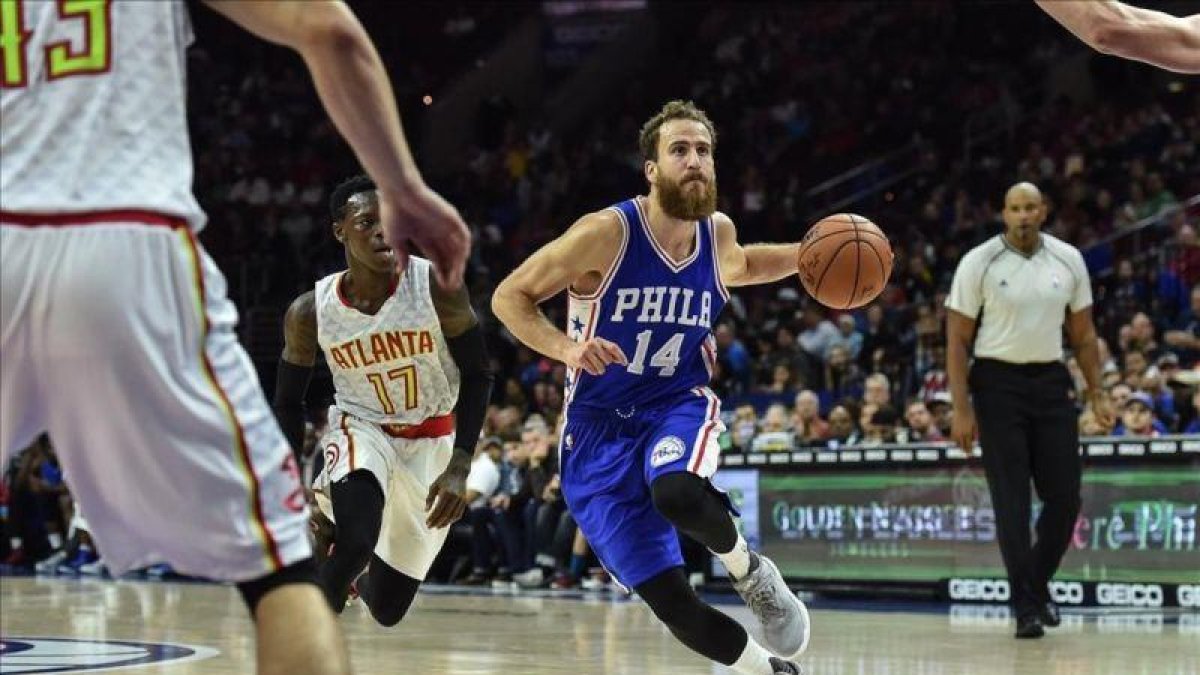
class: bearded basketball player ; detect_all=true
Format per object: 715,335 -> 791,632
492,100 -> 810,675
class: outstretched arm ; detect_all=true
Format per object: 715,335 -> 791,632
1036,0 -> 1200,73
274,291 -> 318,460
491,211 -> 628,375
201,0 -> 470,287
713,212 -> 800,287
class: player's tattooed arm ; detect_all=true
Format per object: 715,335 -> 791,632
713,212 -> 801,287
491,210 -> 628,375
275,291 -> 318,460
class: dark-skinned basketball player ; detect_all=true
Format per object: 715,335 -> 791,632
274,175 -> 492,626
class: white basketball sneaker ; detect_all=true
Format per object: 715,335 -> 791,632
732,552 -> 811,658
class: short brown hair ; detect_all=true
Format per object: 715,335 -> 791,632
638,100 -> 717,162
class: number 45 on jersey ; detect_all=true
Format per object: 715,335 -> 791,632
1,0 -> 112,88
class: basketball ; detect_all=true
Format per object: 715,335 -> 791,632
797,213 -> 894,309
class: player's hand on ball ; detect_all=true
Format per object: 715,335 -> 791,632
380,182 -> 471,291
950,405 -> 978,453
564,337 -> 628,376
425,450 -> 472,528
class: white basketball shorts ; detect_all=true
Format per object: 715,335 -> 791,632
313,408 -> 455,579
0,211 -> 311,581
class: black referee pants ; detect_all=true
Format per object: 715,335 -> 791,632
969,358 -> 1081,618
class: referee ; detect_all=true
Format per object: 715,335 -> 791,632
946,182 -> 1114,639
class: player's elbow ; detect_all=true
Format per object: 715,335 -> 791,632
292,4 -> 367,55
1083,15 -> 1124,54
490,279 -> 519,327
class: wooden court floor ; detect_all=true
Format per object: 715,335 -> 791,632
1,576 -> 1196,674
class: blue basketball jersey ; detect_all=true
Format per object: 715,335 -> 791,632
564,197 -> 729,412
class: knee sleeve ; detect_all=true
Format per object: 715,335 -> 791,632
363,558 -> 421,627
650,473 -> 737,552
650,473 -> 708,525
331,470 -> 385,561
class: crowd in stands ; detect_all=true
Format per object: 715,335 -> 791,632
4,2 -> 1199,584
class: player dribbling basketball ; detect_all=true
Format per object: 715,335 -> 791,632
493,100 -> 810,675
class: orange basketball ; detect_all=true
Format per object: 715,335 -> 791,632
796,213 -> 894,309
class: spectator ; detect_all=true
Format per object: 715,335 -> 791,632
1163,285 -> 1200,366
798,305 -> 840,360
863,372 -> 892,407
1109,382 -> 1134,409
1122,349 -> 1150,389
823,344 -> 865,401
825,405 -> 861,448
1126,312 -> 1162,361
729,405 -> 759,451
791,390 -> 830,445
1114,392 -> 1168,437
904,400 -> 945,442
460,438 -> 506,585
714,322 -> 753,393
862,405 -> 900,446
859,304 -> 899,371
1140,366 -> 1178,428
513,425 -> 569,589
759,363 -> 798,395
925,392 -> 955,439
751,404 -> 793,452
829,314 -> 864,361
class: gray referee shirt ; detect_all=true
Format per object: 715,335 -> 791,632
946,233 -> 1092,364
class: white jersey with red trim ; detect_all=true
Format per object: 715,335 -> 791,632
0,0 -> 205,229
315,257 -> 460,425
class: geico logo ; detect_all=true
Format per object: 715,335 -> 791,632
1096,583 -> 1163,607
949,579 -> 1010,601
1097,614 -> 1163,635
949,604 -> 1010,626
1049,581 -> 1084,605
1178,585 -> 1200,608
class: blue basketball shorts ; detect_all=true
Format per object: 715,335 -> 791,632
558,386 -> 731,590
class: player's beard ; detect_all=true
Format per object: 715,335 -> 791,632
657,173 -> 718,220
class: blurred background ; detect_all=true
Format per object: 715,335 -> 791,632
4,0 -> 1197,602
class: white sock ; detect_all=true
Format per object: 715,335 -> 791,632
728,635 -> 775,674
715,532 -> 752,580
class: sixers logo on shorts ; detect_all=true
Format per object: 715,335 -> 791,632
0,637 -> 217,673
650,436 -> 686,468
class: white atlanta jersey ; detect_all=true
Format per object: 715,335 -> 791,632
0,0 -> 205,229
316,257 -> 461,425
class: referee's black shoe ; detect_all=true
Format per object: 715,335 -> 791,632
1038,600 -> 1061,627
1015,614 -> 1045,639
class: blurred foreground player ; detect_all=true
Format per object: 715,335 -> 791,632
274,176 -> 492,625
946,182 -> 1113,638
1036,0 -> 1200,73
493,100 -> 808,675
1,3 -> 470,674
